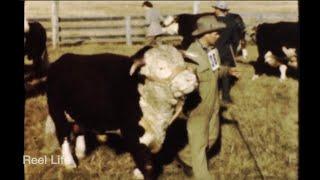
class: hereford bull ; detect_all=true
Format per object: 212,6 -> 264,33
250,22 -> 299,81
46,45 -> 198,179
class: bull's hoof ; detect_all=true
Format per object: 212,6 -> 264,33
133,168 -> 144,180
75,151 -> 86,160
63,153 -> 77,170
279,78 -> 287,82
62,139 -> 77,170
64,163 -> 77,170
252,74 -> 259,80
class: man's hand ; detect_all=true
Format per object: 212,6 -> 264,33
229,67 -> 240,78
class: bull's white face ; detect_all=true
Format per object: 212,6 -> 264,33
134,45 -> 199,156
140,45 -> 185,79
162,16 -> 179,35
139,45 -> 198,96
151,60 -> 173,79
170,70 -> 198,98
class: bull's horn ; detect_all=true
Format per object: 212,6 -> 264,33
179,50 -> 199,65
129,60 -> 145,76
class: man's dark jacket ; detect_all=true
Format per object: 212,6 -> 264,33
215,13 -> 245,67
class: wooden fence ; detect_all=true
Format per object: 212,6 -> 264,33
28,12 -> 298,48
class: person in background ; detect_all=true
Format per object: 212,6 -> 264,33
142,1 -> 165,45
177,15 -> 240,180
213,1 -> 245,104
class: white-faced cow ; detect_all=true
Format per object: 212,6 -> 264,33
46,45 -> 198,179
24,20 -> 49,81
250,22 -> 299,81
161,12 -> 248,59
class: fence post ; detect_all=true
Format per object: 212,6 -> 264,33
125,16 -> 132,45
51,1 -> 59,49
193,1 -> 200,14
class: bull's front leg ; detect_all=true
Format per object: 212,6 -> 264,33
48,99 -> 77,169
138,119 -> 155,148
122,126 -> 156,180
61,137 -> 77,169
75,134 -> 86,160
240,40 -> 248,60
252,56 -> 265,80
279,64 -> 288,82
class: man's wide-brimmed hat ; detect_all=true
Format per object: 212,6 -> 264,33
212,1 -> 230,11
192,15 -> 226,37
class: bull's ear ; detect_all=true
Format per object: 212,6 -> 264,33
179,50 -> 199,65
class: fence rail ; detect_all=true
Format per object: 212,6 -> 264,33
28,12 -> 298,47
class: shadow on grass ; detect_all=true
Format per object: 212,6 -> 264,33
217,107 -> 265,180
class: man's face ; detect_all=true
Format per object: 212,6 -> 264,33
204,31 -> 220,45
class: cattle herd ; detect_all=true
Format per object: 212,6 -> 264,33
24,11 -> 299,180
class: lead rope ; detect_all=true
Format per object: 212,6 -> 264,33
230,114 -> 265,180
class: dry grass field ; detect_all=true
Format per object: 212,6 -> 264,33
24,1 -> 299,180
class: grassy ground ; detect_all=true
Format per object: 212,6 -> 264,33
24,43 -> 298,180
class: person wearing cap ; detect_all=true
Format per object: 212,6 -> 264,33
142,1 -> 165,45
177,15 -> 240,179
213,1 -> 245,104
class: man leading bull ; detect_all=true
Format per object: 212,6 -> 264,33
176,15 -> 240,180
